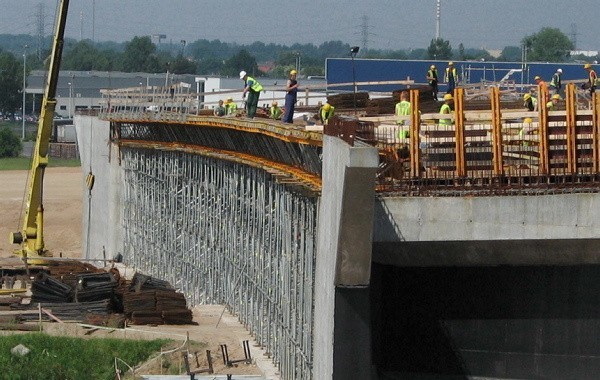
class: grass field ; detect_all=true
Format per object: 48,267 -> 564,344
0,333 -> 169,379
0,157 -> 81,170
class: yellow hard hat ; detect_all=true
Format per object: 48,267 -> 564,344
534,76 -> 541,81
443,93 -> 453,101
552,94 -> 561,100
323,103 -> 331,111
227,97 -> 233,101
430,64 -> 436,70
523,93 -> 531,101
290,69 -> 297,75
448,61 -> 454,66
272,101 -> 278,106
524,117 -> 533,123
584,63 -> 592,69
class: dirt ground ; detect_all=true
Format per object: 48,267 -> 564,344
0,168 -> 278,379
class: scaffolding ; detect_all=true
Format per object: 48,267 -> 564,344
121,148 -> 317,379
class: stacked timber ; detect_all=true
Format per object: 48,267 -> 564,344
7,261 -> 195,326
122,273 -> 194,325
326,92 -> 370,109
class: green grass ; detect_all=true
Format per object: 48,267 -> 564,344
0,157 -> 81,170
0,333 -> 169,380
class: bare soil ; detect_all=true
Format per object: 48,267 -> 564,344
0,167 -> 277,378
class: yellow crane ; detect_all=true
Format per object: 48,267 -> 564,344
10,0 -> 70,261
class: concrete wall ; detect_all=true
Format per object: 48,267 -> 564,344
75,115 -> 123,260
314,136 -> 378,380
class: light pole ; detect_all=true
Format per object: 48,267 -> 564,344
22,45 -> 27,140
350,46 -> 360,113
68,82 -> 73,118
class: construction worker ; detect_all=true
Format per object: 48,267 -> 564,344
240,70 -> 264,119
534,76 -> 549,101
224,97 -> 237,115
283,69 -> 299,123
426,64 -> 439,100
523,93 -> 537,112
444,61 -> 459,94
439,93 -> 454,126
320,102 -> 335,125
547,94 -> 561,111
395,91 -> 411,140
583,63 -> 597,96
214,99 -> 226,116
549,68 -> 563,95
269,101 -> 283,120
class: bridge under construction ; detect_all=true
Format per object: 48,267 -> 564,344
74,81 -> 600,380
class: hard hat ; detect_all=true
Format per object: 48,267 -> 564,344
552,94 -> 561,100
443,93 -> 453,101
239,70 -> 247,79
534,76 -> 541,81
448,61 -> 454,66
290,69 -> 297,75
322,103 -> 331,111
430,65 -> 436,70
557,68 -> 563,73
227,97 -> 233,101
584,63 -> 592,69
524,117 -> 533,123
523,93 -> 531,101
272,101 -> 278,106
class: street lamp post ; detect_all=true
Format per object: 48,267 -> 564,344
68,82 -> 73,119
22,45 -> 28,140
350,46 -> 360,113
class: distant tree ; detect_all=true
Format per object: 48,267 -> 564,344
170,54 -> 197,74
0,127 -> 22,157
407,49 -> 427,60
0,52 -> 22,115
223,49 -> 259,77
522,27 -> 574,62
198,57 -> 224,75
121,36 -> 160,72
62,40 -> 111,71
499,46 -> 522,62
427,38 -> 452,60
457,43 -> 466,61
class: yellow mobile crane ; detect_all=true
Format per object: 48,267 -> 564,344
10,0 -> 70,261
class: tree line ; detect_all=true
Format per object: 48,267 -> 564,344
0,26 -> 595,119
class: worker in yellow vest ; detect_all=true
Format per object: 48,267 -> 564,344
269,101 -> 283,120
547,94 -> 561,111
439,93 -> 454,126
444,61 -> 459,94
320,102 -> 335,125
240,70 -> 264,119
395,91 -> 411,139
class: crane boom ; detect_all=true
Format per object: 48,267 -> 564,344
10,0 -> 70,259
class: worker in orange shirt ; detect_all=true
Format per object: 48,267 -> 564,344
583,63 -> 597,96
534,76 -> 549,101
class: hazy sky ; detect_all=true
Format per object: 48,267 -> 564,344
1,0 -> 598,52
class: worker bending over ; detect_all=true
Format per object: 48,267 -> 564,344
240,70 -> 263,119
320,102 -> 335,125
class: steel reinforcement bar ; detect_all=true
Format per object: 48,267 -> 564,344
121,148 -> 317,379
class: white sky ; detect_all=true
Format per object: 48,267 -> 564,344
1,0 -> 598,51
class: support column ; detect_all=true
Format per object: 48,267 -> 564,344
314,135 -> 379,380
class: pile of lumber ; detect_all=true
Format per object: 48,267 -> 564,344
2,261 -> 195,327
122,273 -> 194,325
